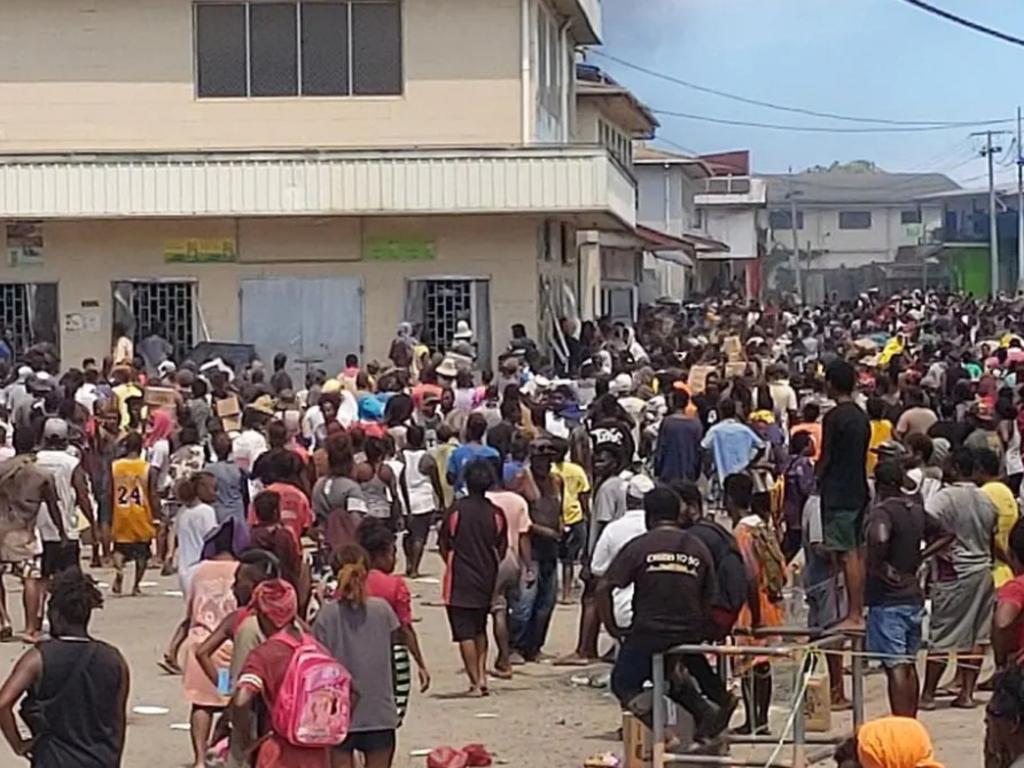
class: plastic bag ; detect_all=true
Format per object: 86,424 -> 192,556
463,743 -> 493,767
427,747 -> 468,768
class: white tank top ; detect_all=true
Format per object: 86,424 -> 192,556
1006,420 -> 1024,476
402,449 -> 436,516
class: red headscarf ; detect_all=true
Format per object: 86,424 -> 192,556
250,579 -> 298,632
144,409 -> 174,449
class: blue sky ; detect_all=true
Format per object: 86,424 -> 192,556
598,0 -> 1024,185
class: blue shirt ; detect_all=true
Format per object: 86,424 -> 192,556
654,415 -> 703,483
700,419 -> 764,483
446,442 -> 500,496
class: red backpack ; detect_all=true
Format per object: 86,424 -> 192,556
270,631 -> 351,748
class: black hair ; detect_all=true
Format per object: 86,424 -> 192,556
122,431 -> 143,455
790,430 -> 812,456
866,396 -> 886,420
48,567 -> 103,628
719,398 -> 737,420
13,427 -> 36,455
670,389 -> 690,412
989,665 -> 1024,723
364,436 -> 386,464
238,548 -> 281,579
802,402 -> 820,421
644,485 -> 682,525
465,412 -> 488,442
192,378 -> 208,398
905,433 -> 934,462
825,360 -> 856,395
951,446 -> 976,479
345,354 -> 359,368
669,480 -> 703,516
975,446 -> 1001,478
211,430 -> 232,459
253,490 -> 281,524
723,473 -> 753,510
179,425 -> 200,446
465,458 -> 496,495
874,459 -> 905,489
406,423 -> 425,449
356,517 -> 396,561
1010,519 -> 1024,565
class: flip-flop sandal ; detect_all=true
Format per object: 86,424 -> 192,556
950,700 -> 980,710
553,656 -> 593,667
157,658 -> 181,675
918,699 -> 937,711
0,627 -> 13,642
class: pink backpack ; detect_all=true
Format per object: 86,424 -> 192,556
270,631 -> 351,748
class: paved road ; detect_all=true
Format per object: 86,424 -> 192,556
0,561 -> 986,767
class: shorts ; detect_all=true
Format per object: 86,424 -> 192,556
929,570 -> 995,652
446,606 -> 489,642
41,541 -> 80,578
867,604 -> 924,668
114,542 -> 152,562
491,553 -> 520,613
405,513 -> 433,544
336,729 -> 396,754
558,521 -> 586,564
0,556 -> 42,581
822,507 -> 863,553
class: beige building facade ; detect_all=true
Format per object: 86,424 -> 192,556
0,0 -> 625,375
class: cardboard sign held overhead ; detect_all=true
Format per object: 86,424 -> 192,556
724,361 -> 748,380
144,387 -> 178,410
687,365 -> 715,394
216,395 -> 242,432
723,335 -> 744,362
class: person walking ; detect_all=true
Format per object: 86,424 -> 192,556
438,459 -> 508,696
110,431 -> 159,597
0,568 -> 129,768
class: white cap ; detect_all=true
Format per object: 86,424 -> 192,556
627,474 -> 655,500
43,418 -> 69,441
610,373 -> 633,395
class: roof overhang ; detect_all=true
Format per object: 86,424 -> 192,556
576,84 -> 658,138
0,147 -> 636,228
552,0 -> 602,45
651,250 -> 695,269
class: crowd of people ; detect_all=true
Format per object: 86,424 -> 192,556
4,290 -> 1024,766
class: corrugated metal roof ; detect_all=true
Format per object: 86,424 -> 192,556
0,147 -> 636,226
759,171 -> 959,205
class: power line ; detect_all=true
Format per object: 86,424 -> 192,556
592,50 -> 1013,128
897,0 -> 1024,48
651,108 -> 1008,134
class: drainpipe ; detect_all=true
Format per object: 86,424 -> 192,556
664,164 -> 673,296
560,18 -> 571,143
521,0 -> 531,144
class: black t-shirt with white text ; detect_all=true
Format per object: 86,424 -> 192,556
604,526 -> 716,652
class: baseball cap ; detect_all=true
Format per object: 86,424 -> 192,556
610,373 -> 633,396
627,474 -> 655,500
43,418 -> 69,441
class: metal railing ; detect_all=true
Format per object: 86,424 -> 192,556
650,627 -> 866,768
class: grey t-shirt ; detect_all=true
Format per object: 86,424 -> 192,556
312,597 -> 400,732
205,460 -> 247,524
925,482 -> 996,578
589,475 -> 627,559
311,476 -> 367,525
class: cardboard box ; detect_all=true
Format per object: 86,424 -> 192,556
687,365 -> 715,394
216,395 -> 242,432
621,707 -> 695,768
723,335 -> 743,362
144,386 -> 178,409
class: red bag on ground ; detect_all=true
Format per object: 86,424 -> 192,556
427,747 -> 468,768
462,743 -> 493,766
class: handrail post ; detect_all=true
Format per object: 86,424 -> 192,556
652,652 -> 666,768
852,634 -> 865,730
793,652 -> 807,768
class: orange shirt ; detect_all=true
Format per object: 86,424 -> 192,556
791,422 -> 822,462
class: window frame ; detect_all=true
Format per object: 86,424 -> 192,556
838,210 -> 873,230
900,208 -> 922,225
769,209 -> 803,230
192,0 -> 404,100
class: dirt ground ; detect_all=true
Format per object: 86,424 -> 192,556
0,560 -> 988,768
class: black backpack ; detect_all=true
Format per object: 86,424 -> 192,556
693,520 -> 749,614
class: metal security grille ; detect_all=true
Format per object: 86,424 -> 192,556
0,284 -> 32,354
122,282 -> 196,362
422,280 -> 471,352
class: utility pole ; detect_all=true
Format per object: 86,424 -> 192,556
974,129 -> 1009,297
1018,107 -> 1024,293
787,167 -> 802,303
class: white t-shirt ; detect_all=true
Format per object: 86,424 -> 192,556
590,508 -> 647,629
146,439 -> 171,493
35,449 -> 81,543
176,502 -> 219,597
231,430 -> 267,474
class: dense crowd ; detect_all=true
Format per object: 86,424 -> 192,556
4,290 -> 1024,767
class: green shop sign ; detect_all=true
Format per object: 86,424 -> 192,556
364,237 -> 436,262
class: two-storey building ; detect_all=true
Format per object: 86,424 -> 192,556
0,0 -> 633,374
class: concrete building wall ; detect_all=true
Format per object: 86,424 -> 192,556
704,208 -> 758,260
768,203 -> 945,269
0,215 -> 541,367
0,0 -> 525,152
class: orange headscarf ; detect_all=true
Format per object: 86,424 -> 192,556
143,408 -> 174,449
857,717 -> 944,768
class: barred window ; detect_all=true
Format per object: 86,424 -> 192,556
195,1 -> 402,98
